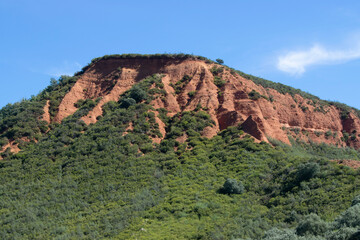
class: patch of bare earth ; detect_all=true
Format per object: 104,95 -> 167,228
332,159 -> 360,169
42,100 -> 51,123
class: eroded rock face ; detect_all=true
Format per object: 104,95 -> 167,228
51,57 -> 360,148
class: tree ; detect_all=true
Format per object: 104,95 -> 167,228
296,213 -> 328,236
216,58 -> 224,65
220,178 -> 244,194
50,78 -> 58,86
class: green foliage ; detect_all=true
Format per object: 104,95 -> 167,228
2,55 -> 360,239
0,99 -> 48,142
334,204 -> 360,228
219,178 -> 244,194
210,66 -> 224,75
129,85 -> 148,103
216,58 -> 224,64
187,91 -> 196,98
0,137 -> 8,147
351,195 -> 360,206
171,75 -> 192,94
296,162 -> 320,183
296,213 -> 328,236
248,90 -> 262,100
325,130 -> 332,139
119,98 -> 136,108
263,228 -> 298,240
41,75 -> 78,120
213,76 -> 226,88
326,228 -> 358,240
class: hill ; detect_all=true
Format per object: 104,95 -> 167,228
0,54 -> 360,239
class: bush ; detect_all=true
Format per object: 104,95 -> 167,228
326,227 -> 358,240
296,162 -> 320,183
188,91 -> 196,98
349,231 -> 360,240
120,98 -> 136,108
248,90 -> 261,100
296,213 -> 328,236
129,86 -> 148,102
262,228 -> 297,240
219,178 -> 244,194
351,195 -> 360,206
334,204 -> 360,228
214,77 -> 226,88
0,137 -> 8,147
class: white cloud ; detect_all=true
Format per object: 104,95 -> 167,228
277,43 -> 360,75
47,61 -> 82,77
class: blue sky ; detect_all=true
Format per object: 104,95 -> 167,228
1,0 -> 360,109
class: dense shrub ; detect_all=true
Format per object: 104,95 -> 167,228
296,213 -> 328,236
120,98 -> 136,108
296,162 -> 320,183
334,204 -> 360,228
326,227 -> 358,240
214,76 -> 226,88
219,178 -> 244,194
263,228 -> 297,240
129,85 -> 148,102
187,91 -> 196,98
248,90 -> 262,100
351,195 -> 360,206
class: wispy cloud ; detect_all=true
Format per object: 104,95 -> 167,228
277,43 -> 360,76
47,61 -> 82,77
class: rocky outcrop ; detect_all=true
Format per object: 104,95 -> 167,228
51,56 -> 360,148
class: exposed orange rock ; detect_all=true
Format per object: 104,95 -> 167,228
42,100 -> 51,123
49,57 -> 360,149
151,110 -> 166,144
0,142 -> 20,159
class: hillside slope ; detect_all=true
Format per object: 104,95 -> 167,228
0,55 -> 360,239
56,55 -> 360,148
2,54 -> 360,157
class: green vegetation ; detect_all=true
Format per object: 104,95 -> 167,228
216,58 -> 224,64
0,99 -> 47,144
210,66 -> 224,75
213,76 -> 226,88
0,75 -> 77,148
219,178 -> 244,194
187,91 -> 196,98
170,75 -> 192,94
1,73 -> 360,239
2,54 -> 360,239
248,89 -> 261,100
40,75 -> 78,120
